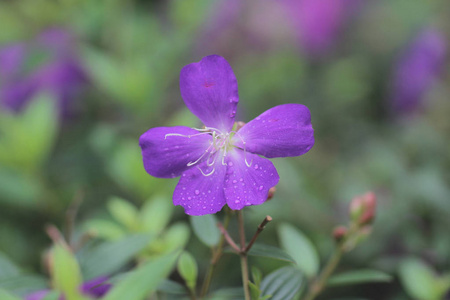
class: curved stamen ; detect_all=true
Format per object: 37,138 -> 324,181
187,142 -> 213,167
231,131 -> 252,167
206,150 -> 218,166
197,166 -> 215,176
164,131 -> 210,139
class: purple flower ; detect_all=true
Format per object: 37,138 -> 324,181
281,0 -> 350,55
0,28 -> 87,115
24,276 -> 111,300
139,55 -> 314,215
390,28 -> 446,114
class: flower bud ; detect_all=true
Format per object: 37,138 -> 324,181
267,186 -> 277,201
349,192 -> 376,226
332,225 -> 347,243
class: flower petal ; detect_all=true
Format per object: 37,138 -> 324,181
235,104 -> 314,158
173,161 -> 227,215
224,150 -> 279,210
180,55 -> 239,132
139,126 -> 212,178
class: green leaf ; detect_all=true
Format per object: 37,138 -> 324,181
278,223 -> 319,277
249,281 -> 261,300
79,233 -> 153,280
107,197 -> 139,230
260,266 -> 304,300
0,93 -> 58,171
0,274 -> 48,296
251,267 -> 263,287
210,287 -> 244,300
0,288 -> 21,300
103,251 -> 179,300
190,215 -> 220,247
52,243 -> 83,300
399,257 -> 440,300
328,269 -> 392,286
177,251 -> 198,290
161,222 -> 191,252
84,219 -> 126,241
0,252 -> 20,279
157,279 -> 187,295
247,243 -> 296,264
140,195 -> 173,234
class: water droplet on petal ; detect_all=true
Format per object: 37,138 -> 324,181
195,190 -> 200,195
258,185 -> 264,190
235,200 -> 240,204
228,162 -> 233,167
188,197 -> 192,200
254,164 -> 259,170
239,178 -> 243,182
232,180 -> 237,183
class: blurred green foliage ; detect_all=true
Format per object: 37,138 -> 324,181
0,0 -> 449,299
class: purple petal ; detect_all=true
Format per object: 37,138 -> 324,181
173,161 -> 227,215
224,150 -> 279,210
391,28 -> 446,114
80,276 -> 111,297
235,104 -> 314,158
180,55 -> 239,132
139,126 -> 212,178
25,290 -> 50,300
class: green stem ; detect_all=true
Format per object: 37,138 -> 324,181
303,245 -> 344,300
200,211 -> 231,298
238,210 -> 251,300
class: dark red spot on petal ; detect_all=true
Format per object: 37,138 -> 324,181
203,81 -> 215,88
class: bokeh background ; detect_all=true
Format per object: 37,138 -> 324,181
0,0 -> 449,299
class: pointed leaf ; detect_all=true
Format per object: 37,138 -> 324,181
399,257 -> 440,300
52,243 -> 83,300
260,266 -> 304,300
177,251 -> 198,290
102,251 -> 179,300
247,243 -> 296,264
79,233 -> 153,280
248,281 -> 260,300
190,215 -> 220,247
140,195 -> 173,234
278,223 -> 319,277
107,197 -> 139,230
328,269 -> 392,286
251,267 -> 263,287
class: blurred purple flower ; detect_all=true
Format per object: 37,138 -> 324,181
390,29 -> 446,114
0,28 -> 87,115
24,276 -> 111,300
281,0 -> 349,55
139,55 -> 314,215
201,0 -> 354,56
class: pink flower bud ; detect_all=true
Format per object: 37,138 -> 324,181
349,192 -> 376,226
332,225 -> 348,243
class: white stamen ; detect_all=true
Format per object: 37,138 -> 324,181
197,166 -> 215,176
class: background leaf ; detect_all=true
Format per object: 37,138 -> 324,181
79,233 -> 153,279
190,215 -> 220,247
328,269 -> 392,286
260,266 -> 304,300
103,251 -> 179,300
278,223 -> 319,277
398,257 -> 441,300
247,243 -> 296,264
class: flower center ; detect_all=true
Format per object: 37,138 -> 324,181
165,125 -> 250,177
